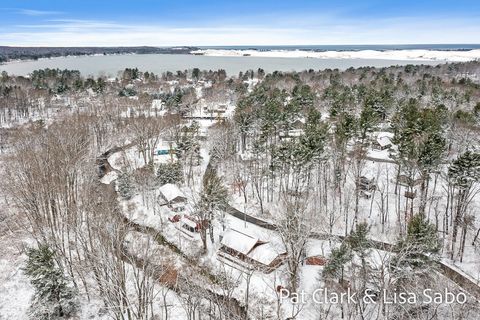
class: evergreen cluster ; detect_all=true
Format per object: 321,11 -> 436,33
117,170 -> 136,199
323,223 -> 371,279
24,245 -> 77,320
156,162 -> 184,185
394,214 -> 440,268
448,151 -> 480,189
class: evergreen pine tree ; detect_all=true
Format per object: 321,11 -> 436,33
201,170 -> 229,213
394,214 -> 440,268
322,243 -> 352,279
24,245 -> 77,320
474,102 -> 480,121
323,224 -> 371,280
200,170 -> 229,243
448,151 -> 480,189
301,108 -> 329,162
346,222 -> 371,254
448,151 -> 480,260
117,170 -> 135,199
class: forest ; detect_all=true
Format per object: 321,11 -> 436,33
0,46 -> 197,63
1,61 -> 480,320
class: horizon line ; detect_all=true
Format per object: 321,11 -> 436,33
2,43 -> 480,48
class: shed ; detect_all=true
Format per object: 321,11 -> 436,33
305,255 -> 328,266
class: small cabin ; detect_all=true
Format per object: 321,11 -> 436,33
201,104 -> 228,118
159,183 -> 187,212
180,216 -> 199,234
358,176 -> 376,192
373,135 -> 393,151
214,104 -> 228,114
279,129 -> 304,140
372,132 -> 393,151
155,142 -> 176,157
291,119 -> 305,130
358,176 -> 376,199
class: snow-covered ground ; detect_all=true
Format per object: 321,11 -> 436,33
223,145 -> 480,286
0,245 -> 33,320
108,140 -> 176,172
191,49 -> 480,62
0,157 -> 33,319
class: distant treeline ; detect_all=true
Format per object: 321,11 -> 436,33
0,46 -> 199,63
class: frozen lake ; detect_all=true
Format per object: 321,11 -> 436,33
0,53 -> 444,77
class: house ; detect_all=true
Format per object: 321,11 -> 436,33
158,183 -> 187,212
358,176 -> 376,190
279,120 -> 305,140
357,176 -> 376,199
155,141 -> 177,157
202,104 -> 228,115
188,103 -> 229,120
291,119 -> 305,130
218,229 -> 286,273
156,149 -> 171,156
213,104 -> 228,114
179,216 -> 199,234
279,119 -> 306,140
279,128 -> 304,140
374,136 -> 392,150
238,152 -> 257,163
373,132 -> 393,150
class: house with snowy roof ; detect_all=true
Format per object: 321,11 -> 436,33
218,229 -> 286,273
373,132 -> 394,150
158,183 -> 187,212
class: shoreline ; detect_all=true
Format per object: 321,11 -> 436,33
191,48 -> 480,62
0,51 -> 470,77
0,52 -> 191,66
2,48 -> 480,66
